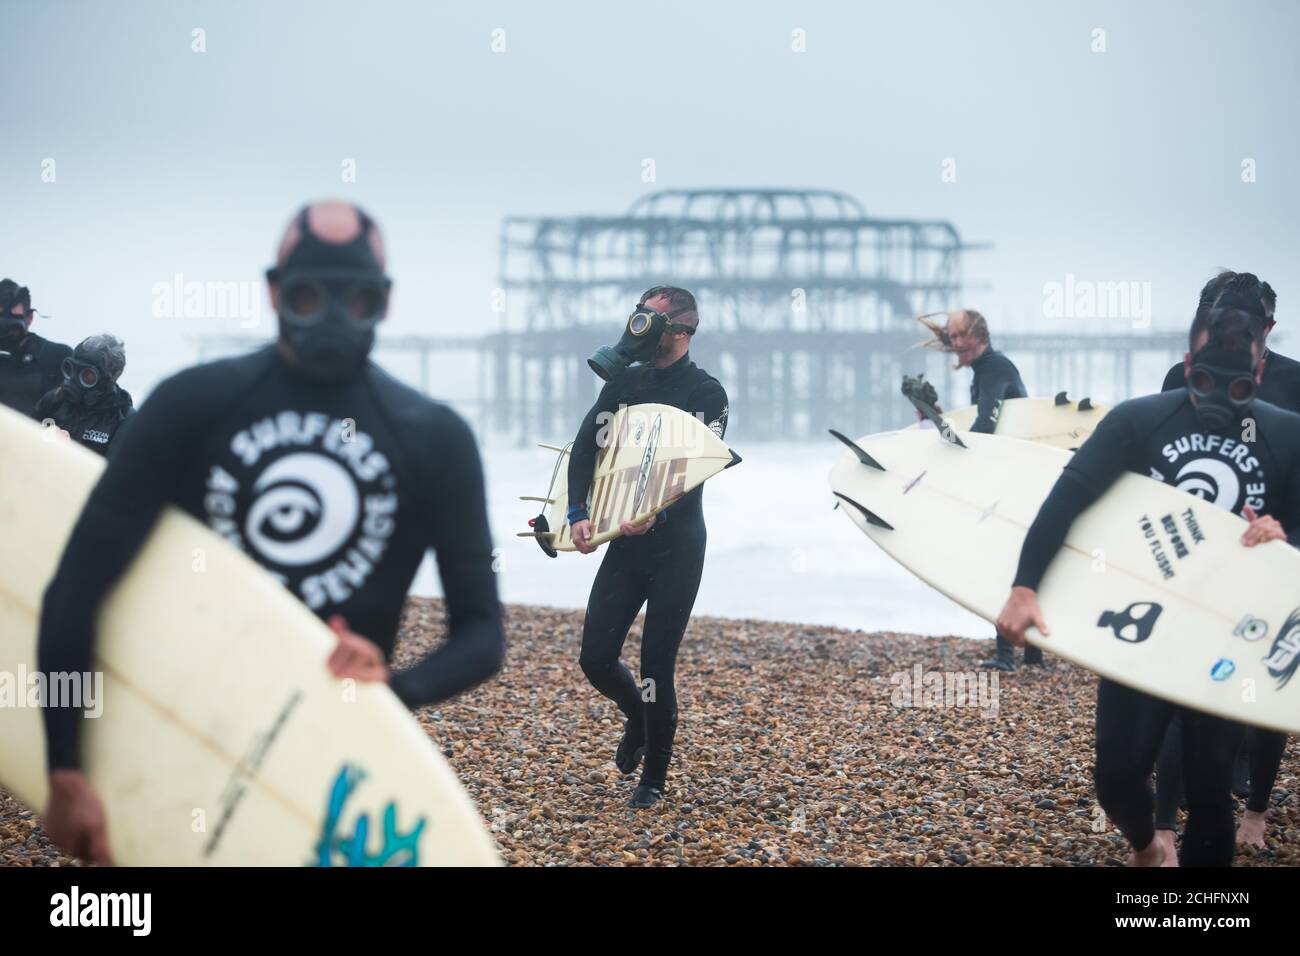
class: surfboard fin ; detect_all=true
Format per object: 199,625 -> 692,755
526,513 -> 559,558
904,396 -> 967,448
828,429 -> 885,470
726,449 -> 743,469
832,492 -> 894,530
1078,397 -> 1093,411
1054,391 -> 1069,406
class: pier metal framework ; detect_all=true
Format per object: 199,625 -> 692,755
198,188 -> 1187,442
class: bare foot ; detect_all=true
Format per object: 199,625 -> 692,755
1128,839 -> 1166,867
1236,809 -> 1266,848
1153,829 -> 1179,867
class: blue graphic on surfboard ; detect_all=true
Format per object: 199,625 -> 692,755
313,763 -> 427,867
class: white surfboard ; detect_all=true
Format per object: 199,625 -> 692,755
906,395 -> 1110,450
519,402 -> 739,554
829,426 -> 1300,734
0,406 -> 500,866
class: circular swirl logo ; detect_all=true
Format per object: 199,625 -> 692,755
245,453 -> 359,567
1174,457 -> 1240,511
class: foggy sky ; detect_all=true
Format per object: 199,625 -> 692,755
3,0 -> 1297,402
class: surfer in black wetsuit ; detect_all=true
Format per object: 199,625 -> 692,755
1152,272 -> 1291,861
918,309 -> 1038,671
569,286 -> 729,809
38,201 -> 505,863
997,302 -> 1300,867
0,279 -> 72,418
1160,271 -> 1300,404
34,334 -> 136,456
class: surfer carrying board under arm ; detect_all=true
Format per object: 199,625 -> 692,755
569,286 -> 729,809
37,201 -> 506,864
1152,272 -> 1292,862
997,301 -> 1300,867
916,309 -> 1039,672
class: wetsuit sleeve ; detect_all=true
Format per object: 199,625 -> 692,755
38,372 -> 204,771
970,362 -> 1014,434
566,380 -> 622,518
695,380 -> 730,441
1011,406 -> 1137,590
1059,402 -> 1137,497
1161,363 -> 1185,392
1012,475 -> 1099,590
388,412 -> 505,709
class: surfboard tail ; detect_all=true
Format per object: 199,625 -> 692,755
528,513 -> 559,558
832,491 -> 894,530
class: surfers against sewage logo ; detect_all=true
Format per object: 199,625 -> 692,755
203,412 -> 398,609
1157,432 -> 1265,513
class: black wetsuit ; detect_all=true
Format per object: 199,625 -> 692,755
569,353 -> 729,790
968,347 -> 1027,434
1013,390 -> 1300,865
0,332 -> 72,417
39,346 -> 504,770
1155,350 -> 1299,831
968,347 -> 1037,664
34,385 -> 135,457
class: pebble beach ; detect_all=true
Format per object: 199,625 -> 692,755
4,597 -> 1298,867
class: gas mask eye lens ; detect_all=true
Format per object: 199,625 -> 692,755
61,358 -> 99,388
346,284 -> 386,321
283,279 -> 326,319
1229,376 -> 1255,404
1188,368 -> 1214,397
629,312 -> 653,335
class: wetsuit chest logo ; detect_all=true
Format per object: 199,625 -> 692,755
203,411 -> 399,610
1158,432 -> 1265,514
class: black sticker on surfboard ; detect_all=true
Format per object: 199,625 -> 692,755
1097,602 -> 1162,644
1138,510 -> 1200,579
1263,608 -> 1300,689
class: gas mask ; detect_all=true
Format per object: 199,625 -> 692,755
1187,346 -> 1257,433
0,280 -> 31,347
268,207 -> 391,382
58,335 -> 126,407
0,312 -> 25,346
59,358 -> 109,406
587,301 -> 695,381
